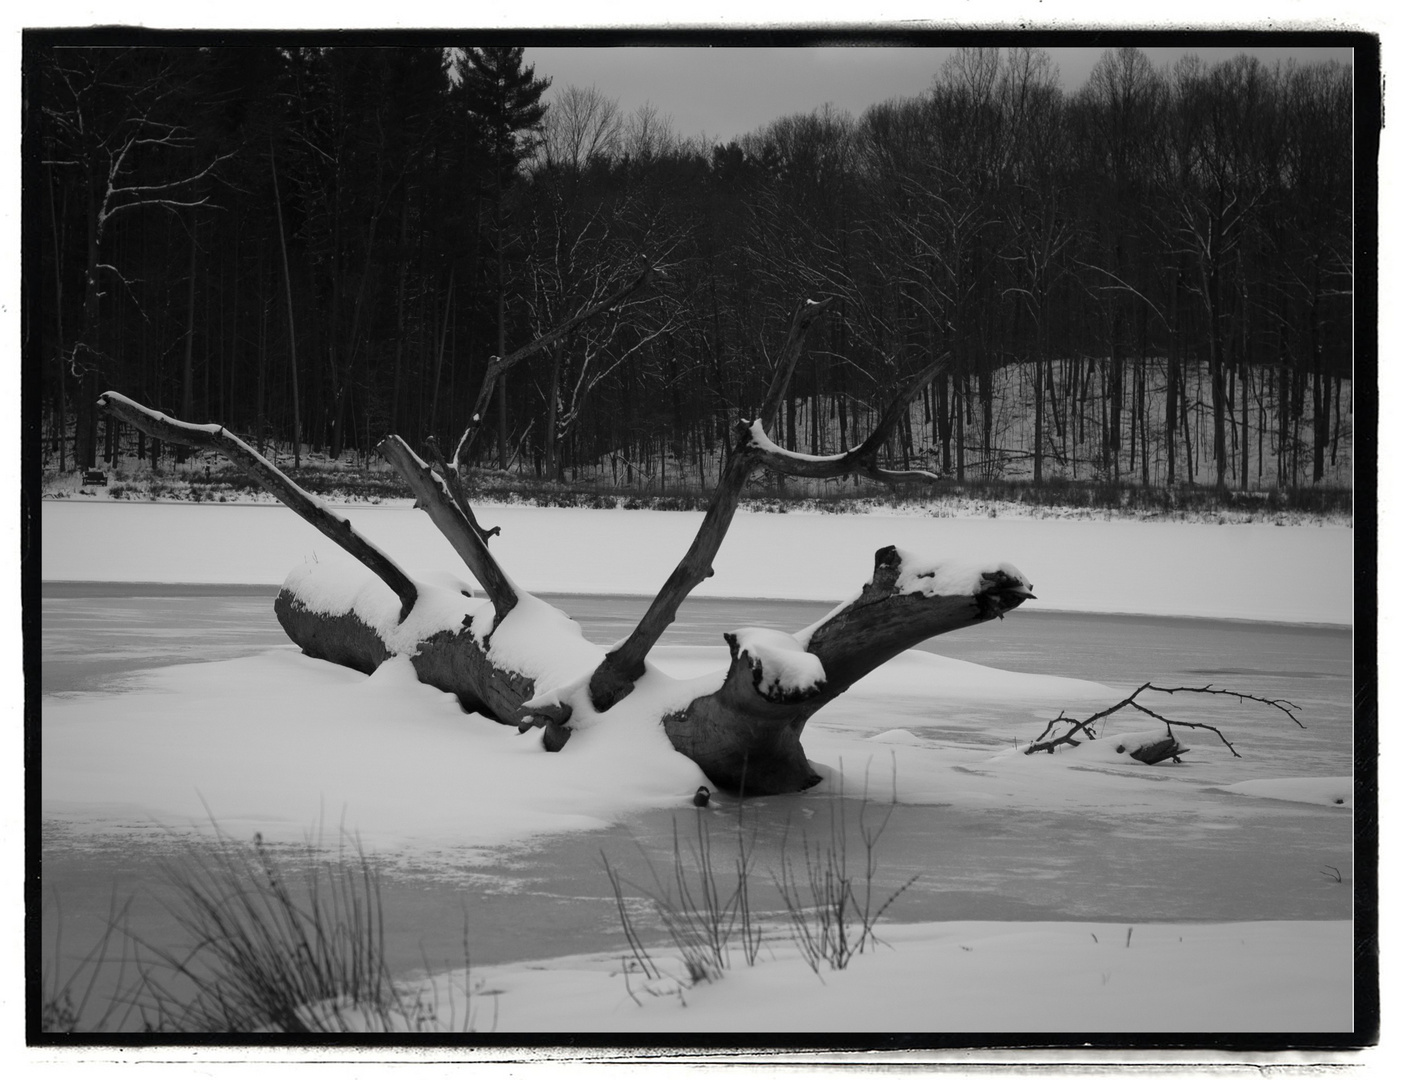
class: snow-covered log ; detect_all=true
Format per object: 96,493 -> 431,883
95,291 -> 1039,796
273,562 -> 600,746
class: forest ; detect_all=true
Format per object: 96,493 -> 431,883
30,43 -> 1355,494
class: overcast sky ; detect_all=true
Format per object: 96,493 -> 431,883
523,43 -> 1358,146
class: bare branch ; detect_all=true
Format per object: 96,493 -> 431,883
377,435 -> 519,623
1024,682 -> 1304,759
97,393 -> 419,621
586,297 -> 833,711
452,258 -> 660,470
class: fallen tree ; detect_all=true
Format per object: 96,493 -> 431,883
97,293 -> 1035,795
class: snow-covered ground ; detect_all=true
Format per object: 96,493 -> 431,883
38,500 -> 1358,1036
390,919 -> 1353,1034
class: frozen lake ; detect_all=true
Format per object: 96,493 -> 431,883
41,585 -> 1354,1016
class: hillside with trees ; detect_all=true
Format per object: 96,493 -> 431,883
31,43 -> 1355,495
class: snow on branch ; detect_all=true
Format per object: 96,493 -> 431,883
96,392 -> 419,621
742,350 -> 951,486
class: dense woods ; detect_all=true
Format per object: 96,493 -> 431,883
32,43 -> 1355,492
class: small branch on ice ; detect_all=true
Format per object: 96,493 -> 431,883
97,392 -> 419,621
1024,682 -> 1305,761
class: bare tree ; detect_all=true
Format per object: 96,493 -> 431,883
540,84 -> 622,173
41,47 -> 235,469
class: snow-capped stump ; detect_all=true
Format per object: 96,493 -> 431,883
1097,730 -> 1189,764
725,627 -> 827,703
1123,735 -> 1187,765
663,546 -> 1036,794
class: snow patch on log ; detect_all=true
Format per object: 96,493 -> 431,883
727,627 -> 827,701
795,551 -> 1033,647
892,550 -> 1034,600
284,561 -> 602,691
282,560 -> 473,653
474,592 -> 605,691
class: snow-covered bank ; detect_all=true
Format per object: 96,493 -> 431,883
41,501 -> 1352,624
396,919 -> 1352,1033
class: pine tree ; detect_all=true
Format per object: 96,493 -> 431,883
453,46 -> 551,467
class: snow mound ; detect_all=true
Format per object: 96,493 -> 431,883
730,626 -> 826,699
867,729 -> 924,745
1220,777 -> 1353,808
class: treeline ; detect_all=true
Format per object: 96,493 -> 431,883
31,44 -> 1353,491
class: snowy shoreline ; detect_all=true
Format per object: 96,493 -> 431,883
41,500 -> 1353,625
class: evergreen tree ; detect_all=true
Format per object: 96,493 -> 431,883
452,46 -> 552,466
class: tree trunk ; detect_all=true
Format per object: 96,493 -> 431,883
179,214 -> 199,463
663,548 -> 1032,793
270,143 -> 302,469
